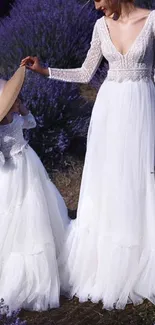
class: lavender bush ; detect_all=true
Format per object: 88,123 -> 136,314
25,75 -> 92,163
0,0 -> 101,73
136,0 -> 154,7
0,0 -> 15,18
79,0 -> 154,10
0,0 -> 104,164
0,299 -> 26,325
1,0 -> 152,164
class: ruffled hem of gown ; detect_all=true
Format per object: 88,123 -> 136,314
59,222 -> 155,310
0,243 -> 60,312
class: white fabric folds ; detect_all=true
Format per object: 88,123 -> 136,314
59,79 -> 155,310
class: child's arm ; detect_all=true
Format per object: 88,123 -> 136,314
22,111 -> 37,130
18,102 -> 36,129
8,98 -> 36,129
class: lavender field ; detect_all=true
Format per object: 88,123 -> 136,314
1,0 -> 155,324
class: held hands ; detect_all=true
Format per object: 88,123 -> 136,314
20,56 -> 49,76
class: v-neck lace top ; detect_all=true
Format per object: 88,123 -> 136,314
48,10 -> 155,83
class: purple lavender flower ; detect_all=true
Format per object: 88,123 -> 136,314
0,0 -> 102,163
0,299 -> 27,325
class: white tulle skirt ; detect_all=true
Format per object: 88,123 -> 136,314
60,79 -> 155,310
0,145 -> 69,312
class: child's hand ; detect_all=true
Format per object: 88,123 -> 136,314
20,56 -> 49,76
20,56 -> 40,71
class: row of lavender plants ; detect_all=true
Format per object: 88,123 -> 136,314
0,0 -> 104,166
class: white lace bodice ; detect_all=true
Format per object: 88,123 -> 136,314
48,10 -> 155,83
0,112 -> 36,165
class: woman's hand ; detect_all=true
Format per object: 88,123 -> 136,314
20,56 -> 49,76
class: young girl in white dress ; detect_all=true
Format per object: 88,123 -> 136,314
0,78 -> 69,312
21,0 -> 155,310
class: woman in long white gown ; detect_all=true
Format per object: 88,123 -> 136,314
0,88 -> 69,312
21,0 -> 155,309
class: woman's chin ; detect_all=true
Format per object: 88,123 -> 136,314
104,10 -> 114,17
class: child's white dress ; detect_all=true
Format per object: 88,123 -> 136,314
0,112 -> 69,311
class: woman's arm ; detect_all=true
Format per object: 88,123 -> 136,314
20,21 -> 103,84
48,21 -> 102,83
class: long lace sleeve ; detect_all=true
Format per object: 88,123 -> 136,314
48,21 -> 103,83
22,112 -> 36,130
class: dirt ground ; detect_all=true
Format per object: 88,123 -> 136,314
20,296 -> 155,325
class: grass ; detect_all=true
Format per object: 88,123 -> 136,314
80,84 -> 97,102
52,155 -> 83,211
